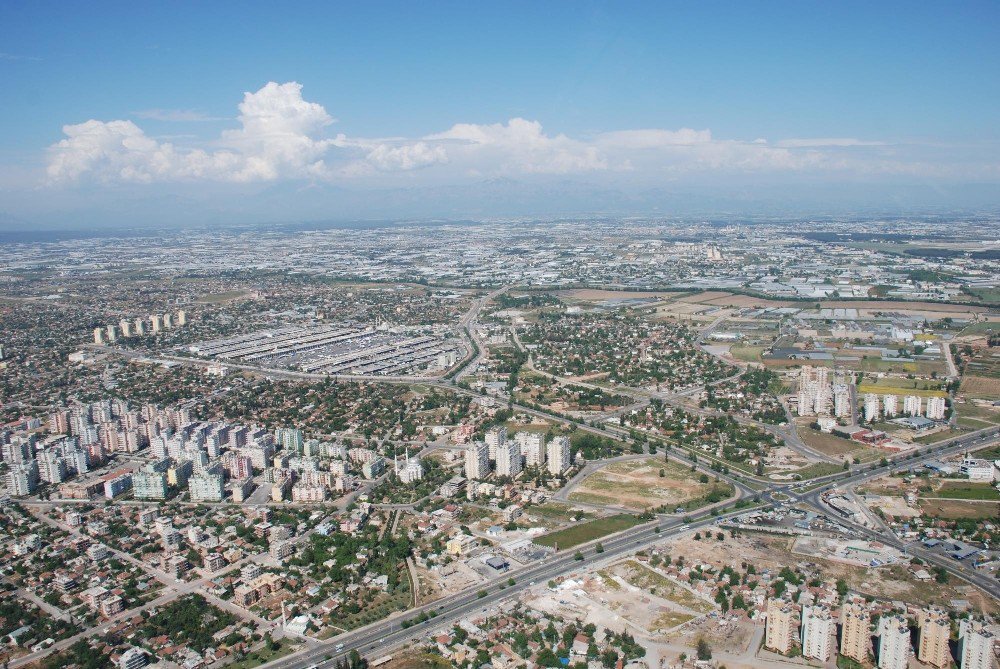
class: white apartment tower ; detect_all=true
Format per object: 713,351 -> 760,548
864,393 -> 880,422
518,432 -> 546,467
151,314 -> 163,333
877,615 -> 911,669
958,619 -> 995,669
903,395 -> 923,417
834,385 -> 852,418
495,440 -> 523,478
94,327 -> 106,345
119,319 -> 133,338
926,396 -> 946,421
546,436 -> 571,475
801,605 -> 833,661
485,425 -> 507,460
882,394 -> 898,417
465,441 -> 490,480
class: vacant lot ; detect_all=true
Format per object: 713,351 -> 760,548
918,498 -> 1000,521
613,560 -> 713,615
533,514 -> 644,549
924,480 -> 1000,501
568,458 -> 721,511
961,374 -> 1000,400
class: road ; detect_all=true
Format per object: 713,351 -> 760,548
452,286 -> 509,382
259,425 -> 1000,669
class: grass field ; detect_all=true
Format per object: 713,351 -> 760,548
858,379 -> 947,398
924,481 -> 1000,500
790,462 -> 847,480
533,514 -> 644,550
730,345 -> 764,362
798,426 -> 862,458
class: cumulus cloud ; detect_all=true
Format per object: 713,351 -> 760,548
427,118 -> 607,174
50,81 -> 972,187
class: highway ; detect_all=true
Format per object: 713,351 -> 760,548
257,425 -> 1000,669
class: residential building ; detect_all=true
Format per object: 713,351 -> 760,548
495,440 -> 523,478
465,441 -> 490,480
840,601 -> 870,663
877,614 -> 911,669
801,605 -> 833,661
958,619 -> 995,669
546,436 -> 571,475
918,608 -> 952,669
765,599 -> 798,655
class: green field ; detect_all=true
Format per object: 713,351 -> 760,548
858,378 -> 947,398
924,481 -> 1000,501
533,514 -> 645,550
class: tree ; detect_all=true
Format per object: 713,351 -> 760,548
595,542 -> 604,553
574,550 -> 584,561
696,638 -> 713,661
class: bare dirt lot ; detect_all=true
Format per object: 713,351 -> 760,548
567,458 -> 711,510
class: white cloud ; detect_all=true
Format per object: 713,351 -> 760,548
596,128 -> 712,149
427,118 -> 607,174
776,138 -> 888,148
48,81 -> 985,188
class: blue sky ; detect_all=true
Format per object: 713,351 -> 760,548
1,1 -> 999,227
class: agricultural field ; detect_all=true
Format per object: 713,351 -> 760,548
858,376 -> 948,398
568,457 -> 733,512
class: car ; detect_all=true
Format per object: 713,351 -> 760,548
335,643 -> 344,652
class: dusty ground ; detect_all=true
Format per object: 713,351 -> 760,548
660,530 -> 997,615
567,458 -> 708,510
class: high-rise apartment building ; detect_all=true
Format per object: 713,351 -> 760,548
766,599 -> 798,655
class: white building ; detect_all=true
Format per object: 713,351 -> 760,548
189,472 -> 225,502
877,615 -> 911,669
834,386 -> 852,418
926,396 -> 946,421
882,394 -> 898,417
465,441 -> 490,480
495,440 -> 523,478
903,395 -> 923,417
958,619 -> 995,669
518,431 -> 546,467
485,425 -> 507,460
960,458 -> 996,482
398,455 -> 424,483
864,393 -> 880,422
801,605 -> 833,662
132,470 -> 168,500
546,436 -> 571,475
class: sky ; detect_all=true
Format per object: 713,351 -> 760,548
1,0 -> 999,229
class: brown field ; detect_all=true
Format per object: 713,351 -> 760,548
917,498 -> 1000,521
568,457 -> 709,510
960,375 -> 1000,400
556,289 -> 681,301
